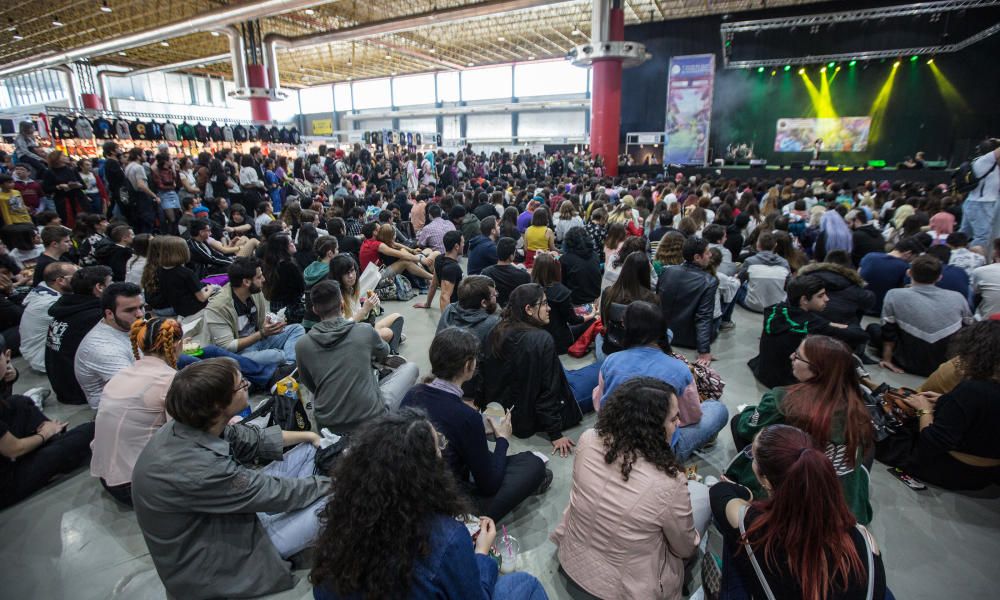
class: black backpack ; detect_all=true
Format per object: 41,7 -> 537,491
953,160 -> 997,194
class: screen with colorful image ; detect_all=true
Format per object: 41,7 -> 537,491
774,117 -> 872,152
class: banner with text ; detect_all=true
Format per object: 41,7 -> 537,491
774,117 -> 871,152
664,54 -> 715,166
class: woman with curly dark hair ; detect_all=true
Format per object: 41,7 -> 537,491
552,377 -> 707,599
310,408 -> 548,599
893,319 -> 1000,489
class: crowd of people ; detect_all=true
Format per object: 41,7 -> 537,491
1,131 -> 999,600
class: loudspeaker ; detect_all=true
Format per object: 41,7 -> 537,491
749,159 -> 767,167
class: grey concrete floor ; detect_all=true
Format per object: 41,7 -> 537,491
1,288 -> 998,599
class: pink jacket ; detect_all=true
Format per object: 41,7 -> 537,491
551,429 -> 699,600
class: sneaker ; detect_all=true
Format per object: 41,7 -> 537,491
720,321 -> 736,331
24,387 -> 51,410
383,355 -> 407,369
534,468 -> 554,495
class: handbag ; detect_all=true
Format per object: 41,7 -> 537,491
670,351 -> 726,401
700,530 -> 722,600
880,386 -> 918,422
244,372 -> 311,432
604,302 -> 627,348
567,318 -> 602,358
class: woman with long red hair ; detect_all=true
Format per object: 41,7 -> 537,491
728,334 -> 874,524
711,424 -> 888,600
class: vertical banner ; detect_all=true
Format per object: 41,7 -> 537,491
664,54 -> 715,166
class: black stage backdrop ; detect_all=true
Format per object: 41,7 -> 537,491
620,1 -> 1000,166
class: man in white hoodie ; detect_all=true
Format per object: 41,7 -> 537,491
19,261 -> 76,373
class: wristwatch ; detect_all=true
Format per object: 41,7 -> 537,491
915,409 -> 932,417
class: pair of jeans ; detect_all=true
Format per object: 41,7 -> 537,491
379,362 -> 420,411
495,572 -> 549,600
471,451 -> 547,522
564,362 -> 601,415
673,400 -> 729,462
177,344 -> 277,388
239,323 -> 305,367
257,443 -> 327,558
959,200 -> 997,251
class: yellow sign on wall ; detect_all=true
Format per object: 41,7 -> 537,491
311,118 -> 333,136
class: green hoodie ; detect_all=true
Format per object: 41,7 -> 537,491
302,260 -> 331,330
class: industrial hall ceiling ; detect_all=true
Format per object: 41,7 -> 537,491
0,0 -> 827,88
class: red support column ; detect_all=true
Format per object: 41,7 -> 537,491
246,64 -> 271,123
589,7 -> 625,176
80,93 -> 103,110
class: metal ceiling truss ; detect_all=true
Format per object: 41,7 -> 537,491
725,21 -> 1000,68
720,0 -> 1000,34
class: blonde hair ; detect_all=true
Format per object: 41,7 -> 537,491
158,235 -> 191,268
559,200 -> 576,219
130,317 -> 183,368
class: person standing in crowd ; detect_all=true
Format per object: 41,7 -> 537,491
41,151 -> 86,228
123,148 -> 158,234
296,280 -> 418,436
132,358 -> 329,600
13,121 -> 47,177
480,283 -> 582,457
658,237 -> 719,367
0,336 -> 95,508
554,377 -> 706,600
712,425 -> 887,599
958,138 -> 999,251
310,409 -> 548,600
19,262 -> 76,373
401,327 -> 549,521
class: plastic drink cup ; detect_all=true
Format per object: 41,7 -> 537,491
499,535 -> 519,574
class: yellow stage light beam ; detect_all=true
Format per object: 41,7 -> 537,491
799,70 -> 823,117
868,65 -> 898,145
928,61 -> 969,112
818,67 -> 838,118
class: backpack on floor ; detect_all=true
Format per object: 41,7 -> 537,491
394,274 -> 417,301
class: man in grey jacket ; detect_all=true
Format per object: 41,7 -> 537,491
296,280 -> 419,435
737,231 -> 791,312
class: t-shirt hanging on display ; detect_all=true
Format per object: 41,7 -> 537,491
92,117 -> 113,140
233,124 -> 248,142
268,126 -> 281,142
146,121 -> 163,141
114,119 -> 132,140
130,121 -> 149,140
278,127 -> 291,144
163,122 -> 178,142
208,122 -> 224,142
257,126 -> 271,142
222,124 -> 234,142
193,123 -> 209,142
177,122 -> 196,141
50,115 -> 76,139
73,117 -> 94,139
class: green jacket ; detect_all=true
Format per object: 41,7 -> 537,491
725,388 -> 873,525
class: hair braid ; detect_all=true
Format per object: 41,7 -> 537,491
129,317 -> 183,368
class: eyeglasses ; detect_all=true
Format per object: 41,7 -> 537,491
791,350 -> 813,367
233,377 -> 251,393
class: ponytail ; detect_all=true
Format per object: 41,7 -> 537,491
744,425 -> 865,600
130,317 -> 183,368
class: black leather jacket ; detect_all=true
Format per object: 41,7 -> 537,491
656,262 -> 719,354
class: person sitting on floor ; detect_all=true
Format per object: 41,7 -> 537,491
859,236 -> 924,316
737,231 -> 791,313
436,275 -> 501,399
481,237 -> 530,307
19,261 -> 76,373
532,253 -> 595,355
867,254 -> 972,376
657,236 -> 719,367
711,425 -> 887,600
467,216 -> 499,276
732,335 -> 874,524
94,224 -> 134,282
309,409 -> 548,600
592,301 -> 728,462
186,218 -> 234,280
0,336 -> 95,509
44,266 -> 111,405
797,250 -> 876,329
90,317 -> 184,505
296,280 -> 419,436
74,282 -> 145,409
892,320 -> 1000,490
401,327 -> 549,521
204,257 -> 304,370
554,377 -> 707,600
480,283 -> 583,457
131,358 -> 328,600
749,275 -> 868,389
559,225 -> 603,306
328,254 -> 405,352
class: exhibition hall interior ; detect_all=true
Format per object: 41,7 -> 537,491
0,0 -> 998,599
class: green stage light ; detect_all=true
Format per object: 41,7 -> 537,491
849,60 -> 857,67
757,66 -> 765,73
827,62 -> 835,68
784,65 -> 791,72
910,55 -> 919,62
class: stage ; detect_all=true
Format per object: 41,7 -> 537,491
619,164 -> 954,187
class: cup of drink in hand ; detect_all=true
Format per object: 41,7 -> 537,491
498,535 -> 520,574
